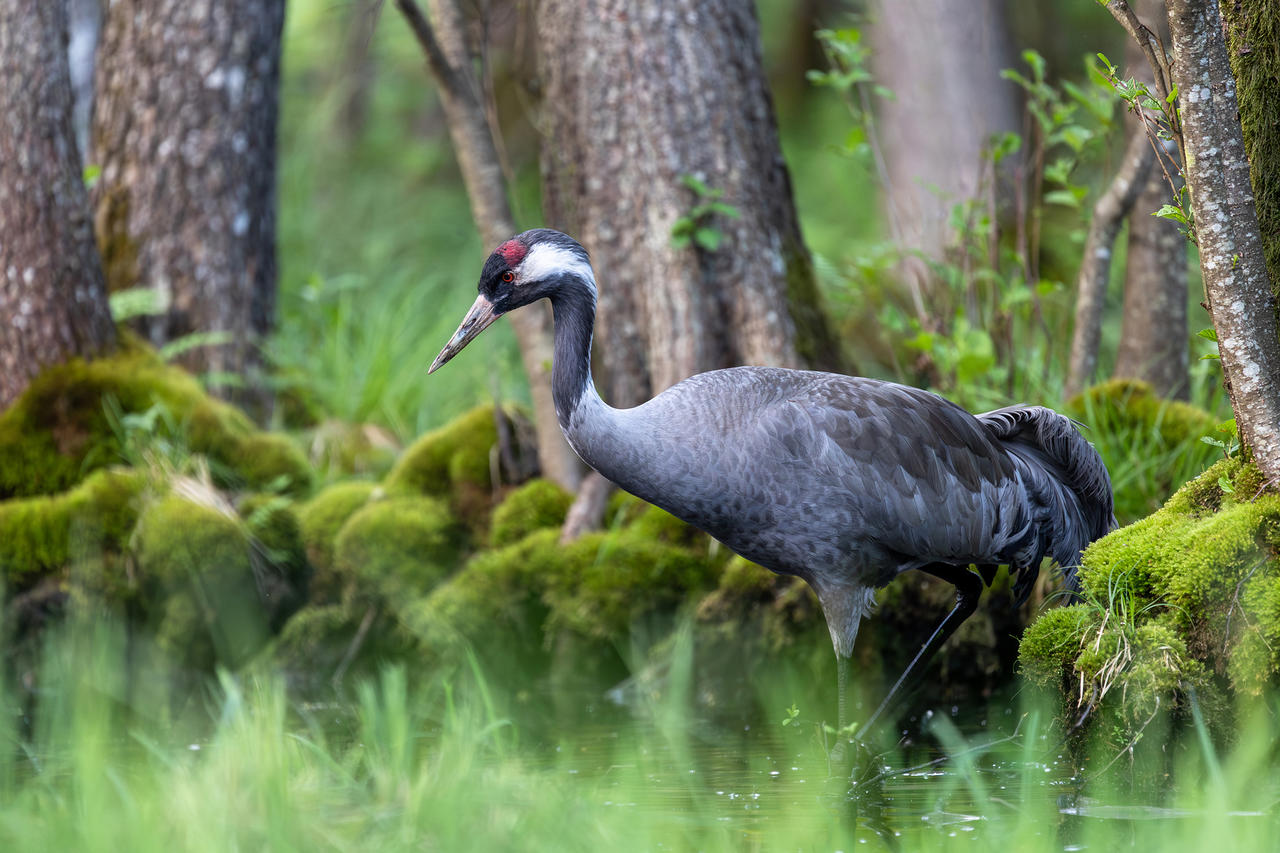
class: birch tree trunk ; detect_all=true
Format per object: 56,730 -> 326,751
536,0 -> 841,408
1165,0 -> 1280,483
91,0 -> 284,405
0,0 -> 115,410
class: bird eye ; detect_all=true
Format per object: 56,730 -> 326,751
501,271 -> 514,283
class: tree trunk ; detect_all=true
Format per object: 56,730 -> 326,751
1064,128 -> 1154,399
1113,0 -> 1189,400
1165,0 -> 1280,484
0,0 -> 116,410
91,0 -> 284,405
1221,0 -> 1280,306
395,0 -> 584,491
869,0 -> 1020,304
536,0 -> 841,409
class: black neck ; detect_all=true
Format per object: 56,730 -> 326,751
548,275 -> 598,431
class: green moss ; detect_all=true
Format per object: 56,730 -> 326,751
1068,380 -> 1215,446
1018,604 -> 1099,688
270,604 -> 419,687
694,557 -> 822,656
385,405 -> 502,497
383,404 -> 535,533
400,530 -> 557,669
0,346 -> 314,500
1021,459 -> 1280,745
0,468 -> 145,588
489,478 -> 572,547
332,495 -> 460,602
1223,0 -> 1280,299
305,420 -> 399,479
542,527 -> 717,641
297,482 -> 378,583
134,493 -> 270,668
229,433 -> 313,495
238,494 -> 311,630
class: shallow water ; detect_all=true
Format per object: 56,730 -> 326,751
512,702 -> 1275,850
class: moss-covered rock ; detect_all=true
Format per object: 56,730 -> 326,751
270,604 -> 420,690
134,492 -> 271,669
542,528 -> 718,641
304,420 -> 400,480
1068,379 -> 1215,447
296,482 -> 379,596
400,529 -> 558,673
384,404 -> 536,532
1067,379 -> 1219,521
0,468 -> 146,591
238,493 -> 311,630
0,346 -> 312,500
332,494 -> 460,602
489,478 -> 572,547
1020,459 -> 1278,747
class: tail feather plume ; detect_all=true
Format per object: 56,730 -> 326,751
978,405 -> 1116,596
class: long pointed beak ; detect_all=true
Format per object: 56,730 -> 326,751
428,294 -> 502,374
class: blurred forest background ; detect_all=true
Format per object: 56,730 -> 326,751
3,0 -> 1280,847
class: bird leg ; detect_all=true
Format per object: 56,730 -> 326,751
855,565 -> 983,742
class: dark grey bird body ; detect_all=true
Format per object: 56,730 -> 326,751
431,228 -> 1115,738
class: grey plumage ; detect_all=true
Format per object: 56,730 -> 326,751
431,228 -> 1116,738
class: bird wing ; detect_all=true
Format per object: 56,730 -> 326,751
745,373 -> 1026,574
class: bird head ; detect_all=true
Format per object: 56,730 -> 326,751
429,229 -> 593,374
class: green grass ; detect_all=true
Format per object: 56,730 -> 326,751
270,2 -> 527,442
4,613 -> 1279,851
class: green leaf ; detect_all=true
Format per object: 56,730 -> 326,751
1154,204 -> 1188,224
83,163 -> 102,188
109,287 -> 169,322
1218,475 -> 1235,494
693,227 -> 722,251
1196,328 -> 1218,342
1043,188 -> 1083,208
160,330 -> 234,362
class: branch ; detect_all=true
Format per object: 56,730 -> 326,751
1101,0 -> 1173,105
392,0 -> 460,95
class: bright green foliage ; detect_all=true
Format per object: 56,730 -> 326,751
333,495 -> 460,602
1020,459 -> 1280,743
134,494 -> 271,669
296,481 -> 378,584
0,345 -> 311,500
0,469 -> 145,587
488,478 -> 572,547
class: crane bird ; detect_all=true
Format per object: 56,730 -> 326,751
429,229 -> 1115,745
